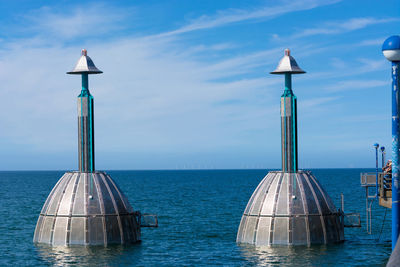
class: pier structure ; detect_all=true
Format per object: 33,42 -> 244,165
382,35 -> 400,251
33,50 -> 157,246
236,49 -> 344,246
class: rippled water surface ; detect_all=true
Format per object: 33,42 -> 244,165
0,169 -> 392,266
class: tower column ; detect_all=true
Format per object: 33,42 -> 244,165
272,49 -> 304,173
280,73 -> 298,173
67,49 -> 102,173
77,74 -> 95,172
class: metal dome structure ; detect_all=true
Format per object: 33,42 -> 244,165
237,171 -> 343,245
33,172 -> 140,245
34,50 -> 157,246
237,49 -> 344,246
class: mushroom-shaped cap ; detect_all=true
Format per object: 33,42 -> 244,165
270,49 -> 306,74
382,36 -> 400,62
67,49 -> 103,74
374,143 -> 379,148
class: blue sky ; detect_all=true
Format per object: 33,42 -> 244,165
0,0 -> 398,170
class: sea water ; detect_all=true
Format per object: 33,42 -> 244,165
0,169 -> 392,266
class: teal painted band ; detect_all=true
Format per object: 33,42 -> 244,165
292,95 -> 297,173
285,73 -> 292,92
88,95 -> 94,172
283,96 -> 287,172
79,96 -> 84,171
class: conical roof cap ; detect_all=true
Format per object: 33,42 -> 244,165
67,49 -> 103,74
270,49 -> 305,74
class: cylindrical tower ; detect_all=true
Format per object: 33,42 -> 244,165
382,35 -> 400,251
271,49 -> 304,172
237,49 -> 344,246
33,50 -> 143,246
67,49 -> 102,172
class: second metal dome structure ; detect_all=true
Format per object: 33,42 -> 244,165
33,50 -> 157,246
237,49 -> 344,246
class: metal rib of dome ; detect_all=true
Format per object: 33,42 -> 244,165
237,171 -> 344,246
33,171 -> 140,246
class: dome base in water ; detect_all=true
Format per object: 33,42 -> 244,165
237,171 -> 344,246
33,171 -> 140,246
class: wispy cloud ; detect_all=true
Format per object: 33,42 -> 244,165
324,79 -> 388,92
20,4 -> 132,40
0,0 -> 394,169
299,96 -> 340,109
158,0 -> 341,37
294,17 -> 399,38
357,38 -> 385,47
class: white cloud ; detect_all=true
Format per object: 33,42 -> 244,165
324,79 -> 388,92
294,17 -> 399,38
0,0 -> 393,169
299,96 -> 340,109
20,4 -> 132,40
0,34 -> 286,161
158,0 -> 341,37
358,38 -> 386,47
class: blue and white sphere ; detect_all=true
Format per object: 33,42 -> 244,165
382,35 -> 400,62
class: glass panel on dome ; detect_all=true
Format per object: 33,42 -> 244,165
260,174 -> 281,215
106,173 -> 134,213
237,216 -> 247,242
311,174 -> 337,212
104,175 -> 127,214
244,177 -> 264,214
309,216 -> 325,244
249,181 -> 268,216
273,217 -> 288,244
98,176 -> 116,214
33,215 -> 44,243
41,174 -> 66,214
292,217 -> 307,245
52,217 -> 68,246
291,174 -> 305,215
308,176 -> 329,213
276,175 -> 288,215
89,216 -> 104,245
70,217 -> 85,245
255,217 -> 271,246
242,216 -> 257,243
57,174 -> 78,215
41,216 -> 55,243
47,175 -> 71,215
301,174 -> 319,214
324,215 -> 340,243
105,216 -> 121,244
87,174 -> 101,214
72,174 -> 86,215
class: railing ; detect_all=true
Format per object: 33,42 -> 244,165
135,211 -> 158,228
360,172 -> 392,234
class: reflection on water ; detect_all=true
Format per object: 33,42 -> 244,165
239,244 -> 335,266
35,243 -> 142,266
